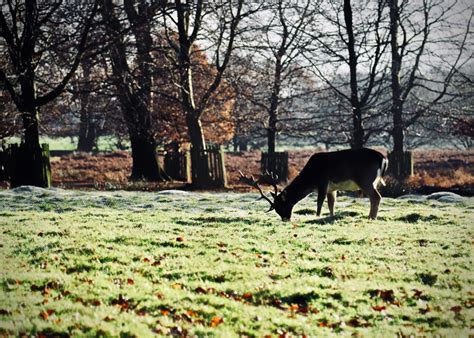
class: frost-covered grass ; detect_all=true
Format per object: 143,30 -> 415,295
0,187 -> 473,337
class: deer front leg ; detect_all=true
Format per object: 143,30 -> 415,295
327,191 -> 336,216
316,183 -> 328,216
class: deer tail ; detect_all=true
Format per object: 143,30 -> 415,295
379,157 -> 388,186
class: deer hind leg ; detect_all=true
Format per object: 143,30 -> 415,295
316,183 -> 328,216
358,182 -> 381,219
327,191 -> 337,216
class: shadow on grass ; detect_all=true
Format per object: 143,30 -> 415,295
397,213 -> 441,223
304,211 -> 360,225
173,216 -> 256,227
251,289 -> 321,309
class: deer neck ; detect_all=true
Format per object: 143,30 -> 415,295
282,174 -> 314,206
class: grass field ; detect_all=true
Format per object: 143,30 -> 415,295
4,136 -> 125,151
0,188 -> 472,337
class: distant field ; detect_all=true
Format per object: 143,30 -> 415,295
3,136 -> 126,151
0,188 -> 472,336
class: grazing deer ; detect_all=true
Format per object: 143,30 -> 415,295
240,148 -> 388,221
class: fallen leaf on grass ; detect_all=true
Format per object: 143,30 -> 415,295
172,283 -> 183,289
194,286 -> 207,294
210,316 -> 224,327
110,294 -> 135,312
39,309 -> 55,320
464,299 -> 474,308
242,292 -> 253,299
368,289 -> 395,303
450,305 -> 462,313
347,317 -> 371,328
372,305 -> 386,312
419,304 -> 431,314
194,286 -> 215,294
135,309 -> 148,316
289,304 -> 299,311
170,326 -> 188,336
103,316 -> 114,321
127,278 -> 134,285
91,299 -> 101,306
186,310 -> 198,317
176,236 -> 185,242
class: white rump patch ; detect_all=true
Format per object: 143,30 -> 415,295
373,167 -> 386,188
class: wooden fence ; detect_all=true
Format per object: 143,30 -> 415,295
164,149 -> 191,182
164,144 -> 227,188
1,143 -> 51,187
197,144 -> 227,188
0,145 -> 8,181
387,151 -> 414,179
261,151 -> 289,182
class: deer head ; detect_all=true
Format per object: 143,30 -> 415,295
239,171 -> 293,221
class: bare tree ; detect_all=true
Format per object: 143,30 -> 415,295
387,0 -> 472,178
304,0 -> 391,149
0,1 -> 99,185
232,0 -> 318,155
158,0 -> 257,187
101,0 -> 168,181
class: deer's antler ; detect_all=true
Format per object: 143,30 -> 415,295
259,171 -> 279,195
239,170 -> 275,212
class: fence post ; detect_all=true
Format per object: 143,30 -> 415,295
8,143 -> 51,188
41,143 -> 52,187
218,145 -> 227,187
192,144 -> 227,188
387,151 -> 414,179
164,143 -> 191,182
0,145 -> 7,181
261,151 -> 289,182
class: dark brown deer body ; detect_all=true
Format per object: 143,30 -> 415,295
241,148 -> 388,221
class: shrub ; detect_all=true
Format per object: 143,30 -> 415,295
379,176 -> 416,197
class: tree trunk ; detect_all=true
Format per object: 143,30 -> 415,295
267,123 -> 276,154
344,0 -> 364,149
389,0 -> 407,179
102,0 -> 166,182
77,59 -> 97,152
267,63 -> 282,156
186,113 -> 209,188
351,106 -> 364,149
77,113 -> 96,152
129,131 -> 164,181
239,138 -> 248,152
77,87 -> 97,152
13,75 -> 50,187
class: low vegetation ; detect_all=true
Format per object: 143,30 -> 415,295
0,187 -> 472,336
45,148 -> 474,193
